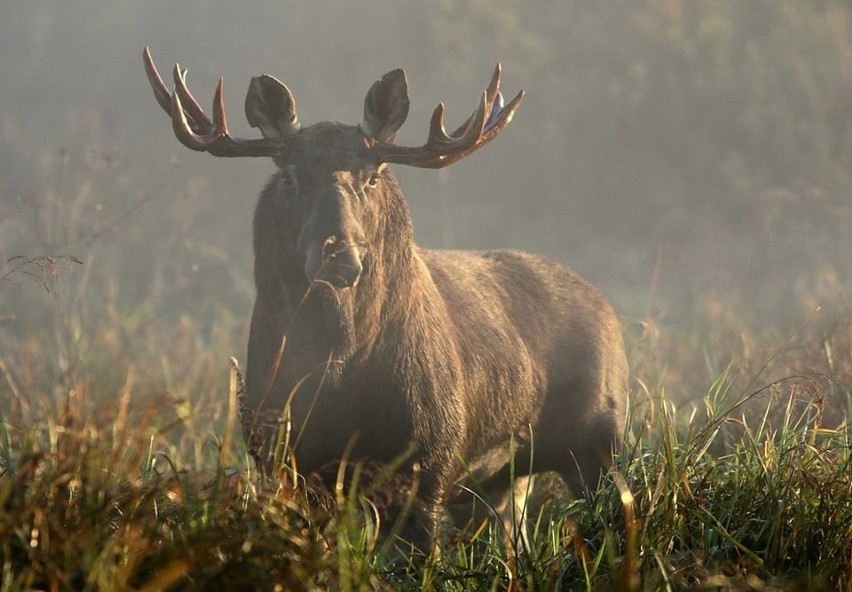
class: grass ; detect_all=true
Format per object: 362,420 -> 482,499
0,259 -> 850,591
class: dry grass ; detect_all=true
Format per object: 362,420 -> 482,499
0,243 -> 850,590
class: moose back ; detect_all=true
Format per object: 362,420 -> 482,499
143,48 -> 628,544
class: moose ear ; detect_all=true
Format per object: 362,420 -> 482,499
245,75 -> 301,138
361,69 -> 410,142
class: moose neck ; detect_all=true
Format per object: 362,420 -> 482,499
252,169 -> 419,382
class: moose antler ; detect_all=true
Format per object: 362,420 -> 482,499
143,47 -> 290,158
370,64 -> 524,169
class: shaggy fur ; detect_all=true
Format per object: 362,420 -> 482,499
241,120 -> 628,545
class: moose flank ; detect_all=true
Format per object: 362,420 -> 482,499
143,47 -> 628,547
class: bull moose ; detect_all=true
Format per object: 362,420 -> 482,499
143,47 -> 628,547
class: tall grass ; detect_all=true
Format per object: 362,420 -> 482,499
1,252 -> 849,590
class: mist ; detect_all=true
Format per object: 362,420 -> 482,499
1,1 -> 850,404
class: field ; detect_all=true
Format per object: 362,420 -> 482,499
2,2 -> 852,590
1,229 -> 850,591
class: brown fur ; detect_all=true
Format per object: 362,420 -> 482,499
241,120 -> 628,545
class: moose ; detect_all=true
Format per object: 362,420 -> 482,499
143,47 -> 628,548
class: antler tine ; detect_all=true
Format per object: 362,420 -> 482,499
486,63 -> 502,101
427,102 -> 448,144
212,78 -> 229,138
143,48 -> 204,132
482,88 -> 524,139
172,65 -> 213,131
459,90 -> 489,145
448,63 -> 502,138
170,90 -> 208,151
372,64 -> 524,169
143,47 -> 175,115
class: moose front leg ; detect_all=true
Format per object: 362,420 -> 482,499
409,411 -> 470,553
243,301 -> 290,471
399,459 -> 459,558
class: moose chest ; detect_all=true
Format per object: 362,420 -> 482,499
284,360 -> 416,471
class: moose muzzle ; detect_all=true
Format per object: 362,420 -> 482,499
306,236 -> 364,289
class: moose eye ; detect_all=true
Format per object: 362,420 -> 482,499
281,173 -> 294,187
367,173 -> 380,188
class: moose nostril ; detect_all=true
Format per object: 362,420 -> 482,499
322,260 -> 362,289
314,244 -> 363,289
338,261 -> 363,288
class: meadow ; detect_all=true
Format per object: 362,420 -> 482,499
0,169 -> 849,590
2,2 -> 852,590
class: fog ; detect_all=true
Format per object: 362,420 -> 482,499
1,2 -> 850,390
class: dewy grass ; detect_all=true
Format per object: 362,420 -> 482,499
0,287 -> 850,591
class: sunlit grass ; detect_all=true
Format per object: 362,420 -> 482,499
1,278 -> 849,590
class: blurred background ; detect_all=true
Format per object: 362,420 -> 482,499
1,1 -> 850,409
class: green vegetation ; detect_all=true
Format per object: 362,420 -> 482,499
1,253 -> 849,589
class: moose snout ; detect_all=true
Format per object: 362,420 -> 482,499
308,236 -> 365,289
